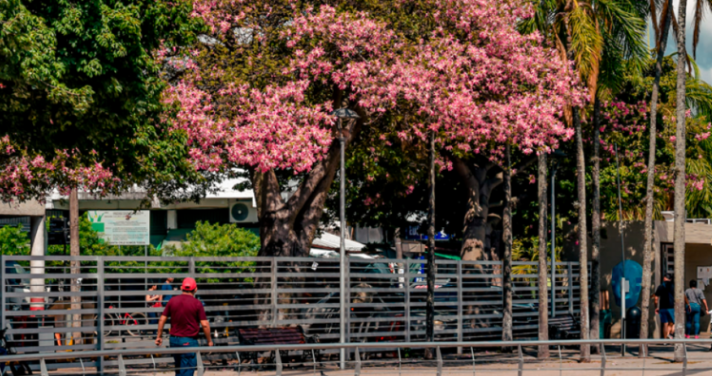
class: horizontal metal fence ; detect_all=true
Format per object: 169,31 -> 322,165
1,255 -> 582,374
2,339 -> 712,376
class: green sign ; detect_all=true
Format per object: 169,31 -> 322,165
87,210 -> 150,245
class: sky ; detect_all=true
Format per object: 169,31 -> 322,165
664,0 -> 712,83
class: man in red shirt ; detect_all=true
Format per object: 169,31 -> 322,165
155,278 -> 213,376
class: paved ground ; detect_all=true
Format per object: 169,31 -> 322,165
43,344 -> 712,376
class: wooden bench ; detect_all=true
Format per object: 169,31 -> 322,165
237,327 -> 320,366
548,314 -> 581,340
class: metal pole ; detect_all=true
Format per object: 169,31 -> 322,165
339,119 -> 347,370
1,255 -> 5,332
614,143 -> 627,356
551,161 -> 557,317
97,261 -> 105,373
426,130 -> 436,352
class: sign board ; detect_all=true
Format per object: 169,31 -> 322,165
87,210 -> 150,245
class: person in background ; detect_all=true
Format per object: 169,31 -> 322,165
162,278 -> 175,306
146,285 -> 162,326
155,278 -> 213,376
655,274 -> 675,340
685,279 -> 708,339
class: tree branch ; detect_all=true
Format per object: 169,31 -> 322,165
285,111 -> 362,222
452,155 -> 481,200
512,157 -> 537,177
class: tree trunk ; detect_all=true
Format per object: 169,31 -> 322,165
590,96 -> 601,353
250,116 -> 360,324
537,153 -> 549,359
673,0 -> 688,362
574,108 -> 590,362
502,145 -> 513,344
69,187 -> 82,343
640,4 -> 672,354
453,157 -> 502,262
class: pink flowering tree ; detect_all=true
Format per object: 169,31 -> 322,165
377,0 -> 587,262
170,1 -> 412,257
173,0 -> 586,260
592,99 -> 712,220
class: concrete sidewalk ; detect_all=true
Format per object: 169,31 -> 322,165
46,345 -> 712,376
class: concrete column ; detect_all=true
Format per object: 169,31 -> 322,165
29,215 -> 46,312
167,210 -> 177,230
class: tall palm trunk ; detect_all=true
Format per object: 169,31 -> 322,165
574,108 -> 591,362
590,96 -> 601,353
673,0 -> 688,363
502,145 -> 513,343
640,4 -> 672,354
537,153 -> 549,359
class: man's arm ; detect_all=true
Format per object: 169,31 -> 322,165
155,315 -> 168,346
200,320 -> 214,346
654,296 -> 659,313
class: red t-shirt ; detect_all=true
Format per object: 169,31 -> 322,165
161,294 -> 207,338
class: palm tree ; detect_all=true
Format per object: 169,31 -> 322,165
640,0 -> 672,354
672,0 -> 689,362
521,0 -> 647,361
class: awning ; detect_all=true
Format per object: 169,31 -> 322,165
312,232 -> 365,251
435,252 -> 461,260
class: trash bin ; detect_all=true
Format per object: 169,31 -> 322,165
626,307 -> 641,339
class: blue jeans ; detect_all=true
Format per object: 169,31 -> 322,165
169,336 -> 198,376
686,303 -> 701,336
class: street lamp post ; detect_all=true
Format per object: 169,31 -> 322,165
332,108 -> 359,370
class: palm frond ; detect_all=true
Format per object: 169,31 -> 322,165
685,75 -> 712,120
569,4 -> 604,91
692,0 -> 705,58
595,0 -> 649,69
519,0 -> 559,35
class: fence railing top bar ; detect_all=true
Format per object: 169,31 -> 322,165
1,255 -> 583,265
2,255 -> 103,261
0,339 -> 707,363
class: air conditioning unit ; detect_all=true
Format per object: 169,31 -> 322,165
229,200 -> 258,223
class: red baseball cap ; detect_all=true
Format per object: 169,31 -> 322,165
181,277 -> 197,291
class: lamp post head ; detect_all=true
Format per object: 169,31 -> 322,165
331,108 -> 360,120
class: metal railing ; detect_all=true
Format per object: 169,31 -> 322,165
2,339 -> 712,375
2,255 -> 583,373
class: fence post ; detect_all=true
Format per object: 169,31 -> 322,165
436,346 -> 443,376
1,255 -> 5,332
275,347 -> 283,376
405,260 -> 411,344
189,257 -> 196,276
271,258 -> 277,327
682,343 -> 687,376
600,343 -> 606,376
196,351 -> 204,376
97,260 -> 105,373
567,264 -> 574,315
456,262 -> 463,354
517,345 -> 523,376
354,347 -> 361,376
345,257 -> 351,344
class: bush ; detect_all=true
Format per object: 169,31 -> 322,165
0,224 -> 30,255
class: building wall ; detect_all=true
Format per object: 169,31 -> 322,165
682,243 -> 712,336
594,221 -> 660,339
598,220 -> 712,338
